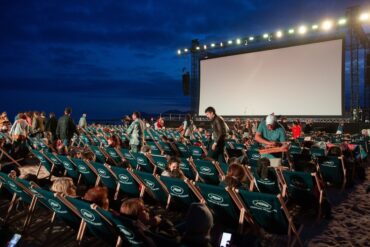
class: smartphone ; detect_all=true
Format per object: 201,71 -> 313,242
219,232 -> 232,247
7,233 -> 21,247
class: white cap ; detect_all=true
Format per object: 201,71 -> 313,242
265,114 -> 276,125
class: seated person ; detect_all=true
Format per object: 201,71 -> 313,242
50,177 -> 77,197
107,135 -> 122,148
181,203 -> 214,247
83,186 -> 109,210
120,198 -> 179,244
220,163 -> 248,189
161,157 -> 185,179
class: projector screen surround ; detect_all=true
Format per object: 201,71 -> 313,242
199,38 -> 343,116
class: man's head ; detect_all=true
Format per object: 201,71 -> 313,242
265,114 -> 276,130
64,107 -> 72,115
205,106 -> 216,120
132,111 -> 140,120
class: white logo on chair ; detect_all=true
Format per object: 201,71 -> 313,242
252,154 -> 260,159
37,155 -> 45,162
252,200 -> 272,210
179,162 -> 187,169
322,161 -> 335,167
144,179 -> 158,191
157,161 -> 166,168
193,149 -> 200,154
63,161 -> 73,170
7,181 -> 22,193
109,151 -> 118,157
81,209 -> 102,226
97,168 -> 110,178
78,165 -> 89,174
199,166 -> 213,175
207,193 -> 226,206
95,150 -> 103,156
117,225 -> 140,243
51,157 -> 59,163
170,185 -> 188,198
179,146 -> 186,151
119,174 -> 132,184
29,188 -> 43,198
137,157 -> 146,165
48,199 -> 67,213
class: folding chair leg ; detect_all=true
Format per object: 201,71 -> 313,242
77,221 -> 87,244
36,164 -> 42,178
23,196 -> 38,232
4,194 -> 17,223
116,236 -> 122,247
290,225 -> 303,247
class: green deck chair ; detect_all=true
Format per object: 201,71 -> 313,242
89,161 -> 118,192
246,150 -> 261,168
175,142 -> 190,158
88,145 -> 106,163
195,182 -> 241,226
132,152 -> 154,173
96,207 -> 145,247
238,190 -> 303,247
251,167 -> 281,195
191,159 -> 221,185
118,148 -> 138,169
146,141 -> 162,155
189,146 -> 203,160
148,154 -> 168,174
109,166 -> 141,197
103,147 -> 123,166
160,176 -> 200,209
179,158 -> 196,180
56,154 -> 79,180
134,170 -> 168,204
61,196 -> 120,246
318,156 -> 346,190
70,158 -> 98,186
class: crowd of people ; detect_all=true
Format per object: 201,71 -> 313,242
0,106 -> 368,247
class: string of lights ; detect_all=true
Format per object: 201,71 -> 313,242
177,11 -> 370,55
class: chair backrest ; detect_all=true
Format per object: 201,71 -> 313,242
109,166 -> 141,197
146,141 -> 162,155
104,147 -> 123,165
31,149 -> 53,173
175,142 -> 189,158
319,156 -> 344,185
149,154 -> 168,173
119,148 -> 138,169
238,190 -> 289,234
43,151 -> 65,174
71,158 -> 98,186
56,155 -> 79,179
63,196 -> 118,245
189,146 -> 203,160
132,153 -> 154,173
89,145 -> 106,163
134,170 -> 167,204
282,170 -> 316,203
0,172 -> 33,204
96,208 -> 145,247
192,159 -> 220,185
90,161 -> 118,191
160,176 -> 199,208
251,167 -> 281,195
195,182 -> 240,225
157,141 -> 173,155
179,158 -> 195,180
246,150 -> 261,167
32,187 -> 81,230
310,147 -> 326,158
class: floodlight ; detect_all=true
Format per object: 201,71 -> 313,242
312,24 -> 319,30
276,30 -> 283,38
211,43 -> 215,47
338,18 -> 347,25
263,33 -> 269,39
249,36 -> 254,41
288,29 -> 295,34
228,40 -> 233,44
298,25 -> 307,34
359,12 -> 369,21
177,49 -> 181,55
321,20 -> 333,30
236,38 -> 241,44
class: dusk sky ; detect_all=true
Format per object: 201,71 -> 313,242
1,0 -> 369,121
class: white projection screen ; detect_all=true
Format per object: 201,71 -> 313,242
199,38 -> 343,116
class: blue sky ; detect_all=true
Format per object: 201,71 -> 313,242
0,0 -> 369,120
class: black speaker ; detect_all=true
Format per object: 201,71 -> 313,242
366,53 -> 370,85
182,72 -> 190,96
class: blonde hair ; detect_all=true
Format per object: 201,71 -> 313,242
120,198 -> 145,217
51,177 -> 76,196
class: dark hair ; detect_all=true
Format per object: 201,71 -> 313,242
132,111 -> 141,119
83,186 -> 109,210
204,106 -> 216,114
257,158 -> 270,179
65,107 -> 72,114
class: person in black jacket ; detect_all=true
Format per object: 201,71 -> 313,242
205,106 -> 226,163
45,112 -> 58,142
56,107 -> 77,146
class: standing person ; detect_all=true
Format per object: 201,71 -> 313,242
291,120 -> 302,139
204,106 -> 226,163
56,107 -> 77,146
45,112 -> 58,142
9,113 -> 30,159
78,113 -> 87,129
126,111 -> 145,153
0,112 -> 11,131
